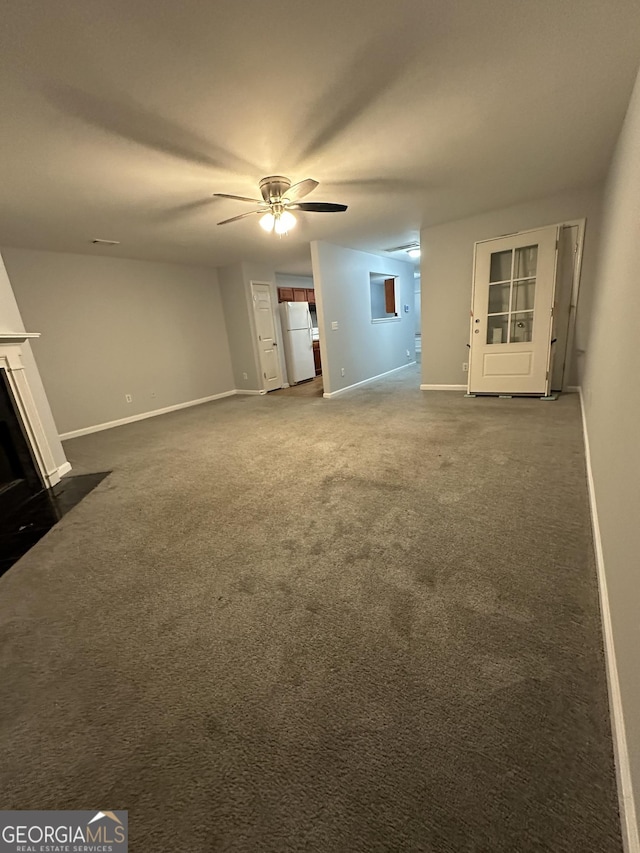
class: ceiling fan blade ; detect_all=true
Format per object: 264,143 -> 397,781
217,210 -> 263,225
213,193 -> 264,204
284,179 -> 319,202
290,202 -> 348,213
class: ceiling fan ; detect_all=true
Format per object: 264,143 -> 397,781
214,176 -> 347,234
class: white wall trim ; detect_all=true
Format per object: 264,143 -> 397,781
323,362 -> 416,398
577,386 -> 639,853
565,385 -> 580,393
420,384 -> 467,391
59,390 -> 237,440
235,389 -> 266,396
57,461 -> 72,477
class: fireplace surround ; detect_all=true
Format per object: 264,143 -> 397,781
0,333 -> 63,501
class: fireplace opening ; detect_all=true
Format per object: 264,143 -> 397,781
0,363 -> 111,578
0,367 -> 43,517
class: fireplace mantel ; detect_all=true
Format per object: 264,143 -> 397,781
0,332 -> 41,343
0,331 -> 60,488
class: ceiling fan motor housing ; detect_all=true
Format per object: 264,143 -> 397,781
259,176 -> 292,203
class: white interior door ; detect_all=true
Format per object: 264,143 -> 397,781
251,283 -> 282,392
468,226 -> 559,395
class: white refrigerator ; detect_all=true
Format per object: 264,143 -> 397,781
280,301 -> 315,384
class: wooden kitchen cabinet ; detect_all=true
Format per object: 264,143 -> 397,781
384,278 -> 396,314
312,340 -> 322,375
277,287 -> 315,305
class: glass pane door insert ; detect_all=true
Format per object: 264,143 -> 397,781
486,245 -> 537,344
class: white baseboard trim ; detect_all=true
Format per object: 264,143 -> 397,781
566,385 -> 580,393
577,386 -> 639,853
59,390 -> 237,440
322,362 -> 416,399
234,389 -> 266,395
420,384 -> 467,391
57,461 -> 72,478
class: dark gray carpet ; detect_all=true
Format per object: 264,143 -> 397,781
0,366 -> 621,852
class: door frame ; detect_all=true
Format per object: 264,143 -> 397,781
552,218 -> 586,391
468,220 -> 586,394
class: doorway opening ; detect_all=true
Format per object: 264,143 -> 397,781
275,276 -> 323,393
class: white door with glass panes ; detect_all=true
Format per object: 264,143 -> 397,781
468,226 -> 559,395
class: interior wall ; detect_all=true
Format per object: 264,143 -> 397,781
218,263 -> 261,391
419,185 -> 603,386
580,64 -> 640,843
0,252 -> 67,471
310,241 -> 415,395
3,248 -> 235,435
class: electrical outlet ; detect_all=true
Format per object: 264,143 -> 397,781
331,321 -> 339,331
125,394 -> 132,403
242,372 -> 248,380
462,362 -> 469,372
341,367 -> 345,377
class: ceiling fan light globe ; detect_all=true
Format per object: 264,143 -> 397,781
275,211 -> 297,235
259,212 -> 275,232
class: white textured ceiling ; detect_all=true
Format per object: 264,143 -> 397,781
1,0 -> 639,275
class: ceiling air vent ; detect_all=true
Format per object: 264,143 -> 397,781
384,241 -> 420,254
